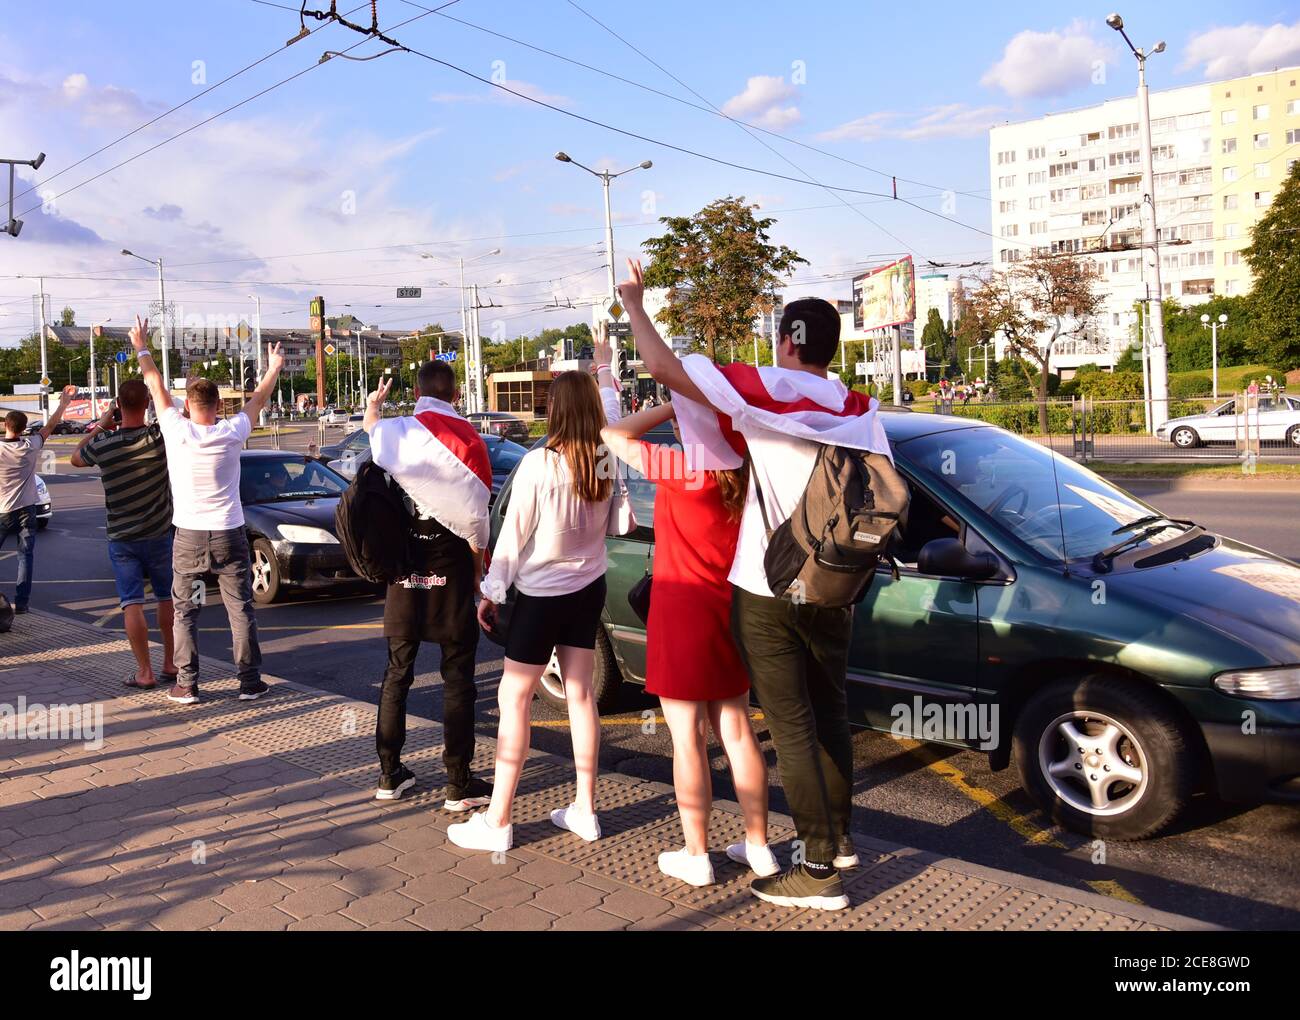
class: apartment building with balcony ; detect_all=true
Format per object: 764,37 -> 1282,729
988,66 -> 1300,375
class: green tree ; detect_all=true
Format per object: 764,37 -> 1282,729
962,255 -> 1104,429
640,196 -> 806,362
59,306 -> 76,327
920,308 -> 955,379
1243,158 -> 1300,370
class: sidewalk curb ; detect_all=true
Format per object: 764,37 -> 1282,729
1098,475 -> 1300,493
20,609 -> 1220,932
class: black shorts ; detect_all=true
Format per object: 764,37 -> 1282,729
505,575 -> 607,665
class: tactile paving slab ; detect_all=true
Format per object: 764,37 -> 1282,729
0,611 -> 1182,931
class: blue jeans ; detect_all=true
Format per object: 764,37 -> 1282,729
0,505 -> 37,609
109,533 -> 175,609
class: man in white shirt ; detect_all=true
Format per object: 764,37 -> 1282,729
129,314 -> 284,705
363,360 -> 492,808
620,259 -> 889,912
0,385 -> 77,613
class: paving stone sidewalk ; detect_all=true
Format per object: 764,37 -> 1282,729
0,610 -> 1210,932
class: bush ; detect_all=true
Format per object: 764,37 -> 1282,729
949,402 -> 1073,435
1170,374 -> 1212,398
1077,372 -> 1144,400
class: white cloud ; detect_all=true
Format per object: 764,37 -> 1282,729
981,20 -> 1115,98
820,104 -> 1006,142
61,73 -> 88,99
1181,21 -> 1300,78
721,75 -> 801,130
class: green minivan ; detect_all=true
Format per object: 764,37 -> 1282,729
488,413 -> 1300,840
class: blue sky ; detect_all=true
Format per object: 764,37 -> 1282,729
2,0 -> 1299,344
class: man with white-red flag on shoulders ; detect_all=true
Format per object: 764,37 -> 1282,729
618,257 -> 892,912
364,360 -> 493,811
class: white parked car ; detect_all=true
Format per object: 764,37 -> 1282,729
34,476 -> 52,529
319,408 -> 348,426
1157,395 -> 1300,449
342,413 -> 365,435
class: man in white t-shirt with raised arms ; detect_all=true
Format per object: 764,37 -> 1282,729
129,314 -> 285,705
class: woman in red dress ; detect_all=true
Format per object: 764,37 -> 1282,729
602,403 -> 777,887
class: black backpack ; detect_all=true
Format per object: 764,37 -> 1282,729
0,593 -> 13,633
335,461 -> 413,584
757,444 -> 909,608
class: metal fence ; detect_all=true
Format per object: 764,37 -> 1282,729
934,392 -> 1298,462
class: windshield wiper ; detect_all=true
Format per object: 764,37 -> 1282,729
1111,514 -> 1194,536
1094,522 -> 1197,572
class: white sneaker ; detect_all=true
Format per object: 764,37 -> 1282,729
550,803 -> 601,842
726,840 -> 780,878
658,847 -> 715,887
447,812 -> 512,853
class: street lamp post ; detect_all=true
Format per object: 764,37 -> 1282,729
121,249 -> 172,393
554,151 -> 653,376
422,250 -> 499,414
1107,13 -> 1169,430
248,294 -> 266,424
89,318 -> 110,415
1200,312 -> 1228,400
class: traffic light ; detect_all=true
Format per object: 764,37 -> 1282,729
242,359 -> 257,391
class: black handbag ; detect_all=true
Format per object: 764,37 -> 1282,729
627,548 -> 652,624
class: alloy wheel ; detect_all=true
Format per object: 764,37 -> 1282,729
1037,711 -> 1148,817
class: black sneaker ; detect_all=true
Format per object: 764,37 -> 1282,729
751,865 -> 849,911
443,776 -> 492,812
167,684 -> 199,705
834,835 -> 860,870
375,765 -> 416,801
13,605 -> 28,615
238,679 -> 270,701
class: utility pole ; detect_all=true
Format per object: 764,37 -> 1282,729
250,294 -> 265,425
36,276 -> 48,413
891,326 -> 904,406
469,285 -> 484,413
1107,12 -> 1169,429
554,152 -> 652,381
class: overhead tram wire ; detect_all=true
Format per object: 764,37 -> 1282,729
562,0 -> 924,260
14,2 -> 385,206
12,1 -> 461,221
386,38 -> 1018,256
397,0 -> 987,202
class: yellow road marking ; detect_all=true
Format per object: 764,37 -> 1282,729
891,736 -> 1144,905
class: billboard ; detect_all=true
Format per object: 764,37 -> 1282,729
852,255 -> 916,332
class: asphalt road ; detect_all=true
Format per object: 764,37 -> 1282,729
11,426 -> 1300,930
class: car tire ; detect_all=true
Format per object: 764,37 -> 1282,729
250,538 -> 282,605
1287,425 -> 1300,449
1013,673 -> 1198,841
1170,426 -> 1200,449
37,517 -> 49,530
534,627 -> 625,715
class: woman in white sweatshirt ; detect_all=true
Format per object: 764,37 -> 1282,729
449,360 -> 624,853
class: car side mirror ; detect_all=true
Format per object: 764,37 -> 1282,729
918,537 -> 998,580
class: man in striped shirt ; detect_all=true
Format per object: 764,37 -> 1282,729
72,380 -> 177,689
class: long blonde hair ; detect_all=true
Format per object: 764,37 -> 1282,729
546,371 -> 613,503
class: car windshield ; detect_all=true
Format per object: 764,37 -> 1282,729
901,427 -> 1184,564
241,456 -> 347,504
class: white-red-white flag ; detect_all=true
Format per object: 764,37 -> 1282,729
368,397 -> 492,549
672,355 -> 892,470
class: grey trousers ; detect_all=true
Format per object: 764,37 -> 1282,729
171,527 -> 262,689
